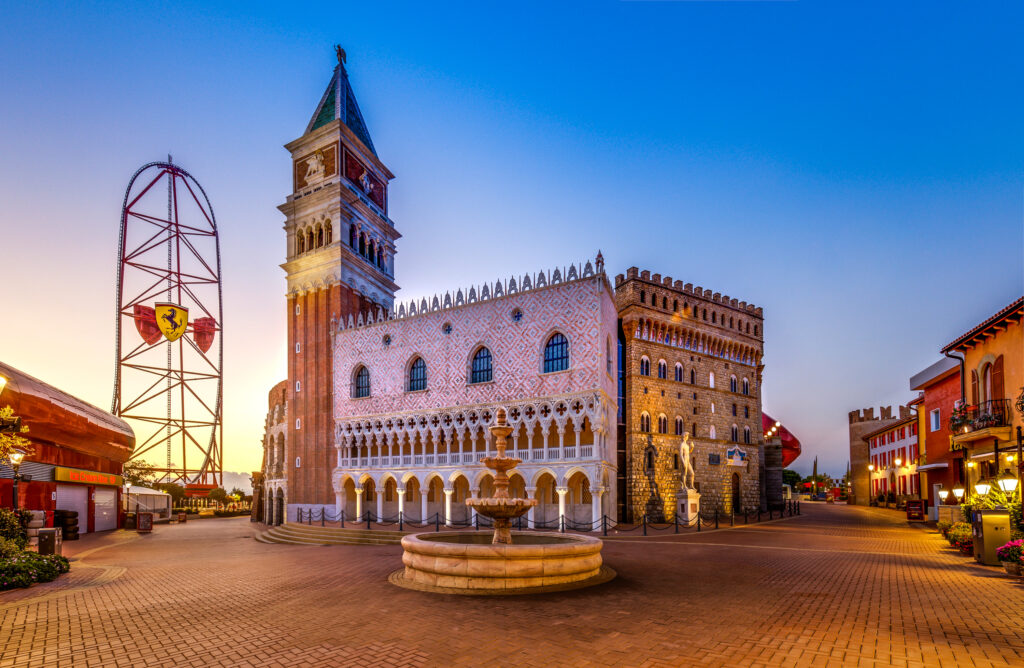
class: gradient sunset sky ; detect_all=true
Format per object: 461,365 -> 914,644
1,1 -> 1021,478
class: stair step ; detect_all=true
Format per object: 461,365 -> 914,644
275,526 -> 408,538
257,532 -> 403,546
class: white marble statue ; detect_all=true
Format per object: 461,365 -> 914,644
679,432 -> 696,491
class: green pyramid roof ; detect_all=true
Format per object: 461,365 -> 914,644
306,64 -> 376,156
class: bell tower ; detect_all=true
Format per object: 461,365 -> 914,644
278,47 -> 399,510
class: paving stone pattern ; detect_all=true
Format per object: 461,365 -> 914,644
2,505 -> 1023,667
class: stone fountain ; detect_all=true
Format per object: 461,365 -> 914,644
391,408 -> 613,594
464,408 -> 537,544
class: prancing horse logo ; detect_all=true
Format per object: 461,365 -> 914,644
155,302 -> 189,342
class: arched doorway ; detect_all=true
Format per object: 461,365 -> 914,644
731,473 -> 741,513
275,489 -> 284,526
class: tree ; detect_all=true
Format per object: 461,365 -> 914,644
154,482 -> 186,506
207,487 -> 228,506
229,487 -> 245,501
782,469 -> 802,488
0,406 -> 33,465
122,460 -> 157,487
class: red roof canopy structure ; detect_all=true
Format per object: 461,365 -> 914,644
763,412 -> 801,467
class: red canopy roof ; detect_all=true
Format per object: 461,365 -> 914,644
763,412 -> 801,467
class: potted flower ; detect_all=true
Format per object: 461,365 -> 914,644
936,520 -> 952,539
997,539 -> 1023,576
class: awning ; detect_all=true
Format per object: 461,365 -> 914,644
917,462 -> 949,471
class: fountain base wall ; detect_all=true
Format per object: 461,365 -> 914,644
397,531 -> 608,593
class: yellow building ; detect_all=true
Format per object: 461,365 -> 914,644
942,296 -> 1023,489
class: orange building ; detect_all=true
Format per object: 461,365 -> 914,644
941,297 -> 1023,492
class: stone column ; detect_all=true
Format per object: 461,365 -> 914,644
444,488 -> 454,526
525,487 -> 537,527
376,489 -> 384,522
557,487 -> 568,531
470,488 -> 479,524
591,487 -> 605,532
397,487 -> 406,519
420,489 -> 429,522
354,488 -> 363,520
335,491 -> 343,519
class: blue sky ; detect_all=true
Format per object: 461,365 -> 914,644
1,1 -> 1021,476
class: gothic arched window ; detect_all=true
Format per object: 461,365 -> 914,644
349,225 -> 357,248
675,363 -> 683,382
730,375 -> 738,393
657,414 -> 668,434
675,417 -> 683,435
296,233 -> 305,255
471,347 -> 492,384
408,357 -> 427,392
639,356 -> 650,376
657,360 -> 667,379
742,378 -> 750,396
744,426 -> 751,444
543,333 -> 569,373
731,425 -> 739,442
325,221 -> 332,244
353,366 -> 370,398
640,412 -> 651,433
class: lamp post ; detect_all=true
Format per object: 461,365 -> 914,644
938,487 -> 949,505
8,450 -> 25,510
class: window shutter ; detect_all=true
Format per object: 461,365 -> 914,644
970,370 -> 978,405
992,355 -> 1004,402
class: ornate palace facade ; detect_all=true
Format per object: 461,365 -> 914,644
261,52 -> 770,524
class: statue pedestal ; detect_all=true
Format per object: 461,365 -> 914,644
677,489 -> 700,525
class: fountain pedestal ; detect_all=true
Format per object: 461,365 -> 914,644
391,408 -> 613,594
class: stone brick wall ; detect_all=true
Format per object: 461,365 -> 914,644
616,267 -> 764,519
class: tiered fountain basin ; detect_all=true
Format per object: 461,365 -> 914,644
393,531 -> 612,594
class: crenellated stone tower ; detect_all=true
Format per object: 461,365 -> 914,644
277,48 -> 400,513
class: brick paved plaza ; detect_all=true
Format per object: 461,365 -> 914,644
2,504 -> 1023,667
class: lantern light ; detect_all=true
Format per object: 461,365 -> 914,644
952,485 -> 965,501
867,464 -> 875,472
938,488 -> 950,501
894,458 -> 902,467
8,450 -> 25,468
975,480 -> 992,496
997,470 -> 1018,494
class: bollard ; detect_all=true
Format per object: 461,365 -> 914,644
731,511 -> 735,527
642,514 -> 647,536
714,510 -> 719,530
474,513 -> 479,530
399,511 -> 403,532
697,514 -> 701,532
321,509 -> 325,527
675,513 -> 679,534
603,514 -> 608,537
340,510 -> 345,528
308,509 -> 312,526
435,512 -> 440,532
366,512 -> 371,531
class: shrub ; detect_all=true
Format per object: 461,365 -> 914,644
0,508 -> 29,550
936,520 -> 952,537
0,537 -> 21,559
0,552 -> 71,590
997,539 -> 1024,564
947,523 -> 973,551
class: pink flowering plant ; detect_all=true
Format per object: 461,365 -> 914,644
997,539 -> 1024,564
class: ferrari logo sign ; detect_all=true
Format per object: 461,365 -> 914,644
155,302 -> 188,342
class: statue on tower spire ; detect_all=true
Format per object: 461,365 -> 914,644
335,44 -> 347,66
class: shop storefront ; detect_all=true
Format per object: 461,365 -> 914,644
0,361 -> 134,533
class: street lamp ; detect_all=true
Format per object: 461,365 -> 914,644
868,464 -> 875,472
938,487 -> 950,504
952,484 -> 965,502
8,450 -> 25,510
894,458 -> 902,467
974,479 -> 992,496
997,469 -> 1018,494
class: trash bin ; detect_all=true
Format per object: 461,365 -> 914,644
124,512 -> 137,530
177,512 -> 187,523
137,512 -> 154,533
37,527 -> 62,556
972,508 -> 1011,566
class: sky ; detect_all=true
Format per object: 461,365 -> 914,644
0,1 -> 1021,478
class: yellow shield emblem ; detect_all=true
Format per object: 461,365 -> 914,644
155,302 -> 189,342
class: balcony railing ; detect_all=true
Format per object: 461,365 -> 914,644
950,399 -> 1011,434
338,445 -> 601,471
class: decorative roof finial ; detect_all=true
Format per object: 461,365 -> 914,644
335,44 -> 347,66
